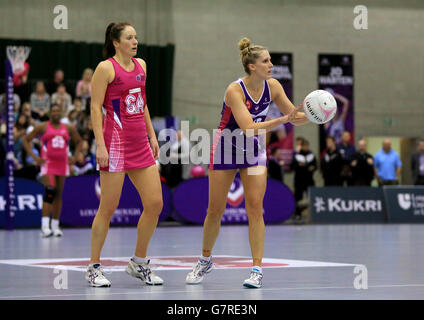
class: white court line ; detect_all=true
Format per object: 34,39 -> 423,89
1,284 -> 424,300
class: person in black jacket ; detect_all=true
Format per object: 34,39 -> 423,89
291,139 -> 316,220
321,136 -> 343,186
411,139 -> 424,185
350,139 -> 374,186
268,147 -> 284,182
337,131 -> 356,186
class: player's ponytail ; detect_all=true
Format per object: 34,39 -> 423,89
238,37 -> 267,74
102,22 -> 132,59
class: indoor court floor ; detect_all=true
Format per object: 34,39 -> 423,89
0,223 -> 423,300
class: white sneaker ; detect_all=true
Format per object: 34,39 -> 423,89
52,228 -> 63,237
85,264 -> 111,287
126,259 -> 164,285
186,258 -> 214,284
243,268 -> 263,288
40,228 -> 53,238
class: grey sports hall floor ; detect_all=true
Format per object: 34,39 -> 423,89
0,223 -> 423,300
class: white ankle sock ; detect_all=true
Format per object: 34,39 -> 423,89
41,217 -> 50,229
132,256 -> 148,264
252,266 -> 262,273
51,219 -> 59,230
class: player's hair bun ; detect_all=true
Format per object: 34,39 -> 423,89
238,37 -> 251,51
237,38 -> 266,75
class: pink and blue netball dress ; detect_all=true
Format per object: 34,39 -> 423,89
209,79 -> 271,170
101,57 -> 155,172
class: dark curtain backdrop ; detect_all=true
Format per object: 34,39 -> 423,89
0,38 -> 174,117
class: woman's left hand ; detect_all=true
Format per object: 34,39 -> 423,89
149,137 -> 160,160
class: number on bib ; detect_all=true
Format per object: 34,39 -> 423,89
125,92 -> 145,114
52,136 -> 65,149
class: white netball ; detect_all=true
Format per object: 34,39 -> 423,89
303,90 -> 337,124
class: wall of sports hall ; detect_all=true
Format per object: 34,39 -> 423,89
1,0 -> 423,187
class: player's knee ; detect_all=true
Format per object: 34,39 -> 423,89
43,186 -> 56,204
144,198 -> 163,216
99,200 -> 120,217
245,195 -> 262,211
207,206 -> 225,220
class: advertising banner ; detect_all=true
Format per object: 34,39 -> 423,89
318,54 -> 354,153
267,53 -> 294,171
383,186 -> 424,223
309,187 -> 386,223
172,175 -> 295,224
0,178 -> 43,228
1,176 -> 172,228
61,175 -> 172,226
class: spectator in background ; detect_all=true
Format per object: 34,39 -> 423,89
291,139 -> 316,220
294,136 -> 305,154
411,139 -> 424,185
75,68 -> 93,109
13,113 -> 30,168
52,84 -> 72,114
69,97 -> 84,112
47,69 -> 66,95
20,102 -> 35,127
374,139 -> 402,186
30,81 -> 50,121
350,139 -> 374,186
321,136 -> 343,186
72,140 -> 95,176
268,147 -> 284,182
0,93 -> 21,117
337,131 -> 355,186
61,109 -> 79,126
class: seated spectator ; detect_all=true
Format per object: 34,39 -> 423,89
411,139 -> 424,185
337,131 -> 356,186
321,136 -> 343,186
19,102 -> 36,128
30,81 -> 50,121
350,139 -> 374,186
75,68 -> 93,109
374,138 -> 402,186
0,93 -> 21,118
51,84 -> 72,114
47,69 -> 66,95
268,147 -> 284,182
291,139 -> 316,220
71,140 -> 95,176
13,113 -> 30,167
69,97 -> 84,112
61,109 -> 79,126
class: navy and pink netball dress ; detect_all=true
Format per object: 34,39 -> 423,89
210,79 -> 271,170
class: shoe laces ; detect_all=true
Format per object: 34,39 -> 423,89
90,265 -> 111,280
250,270 -> 263,282
135,261 -> 153,280
193,260 -> 210,277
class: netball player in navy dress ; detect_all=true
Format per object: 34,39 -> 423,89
186,38 -> 310,288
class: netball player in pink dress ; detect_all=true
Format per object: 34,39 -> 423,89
185,38 -> 310,288
85,22 -> 163,287
22,104 -> 82,238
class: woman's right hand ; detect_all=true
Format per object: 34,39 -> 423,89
35,156 -> 45,166
96,145 -> 109,168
